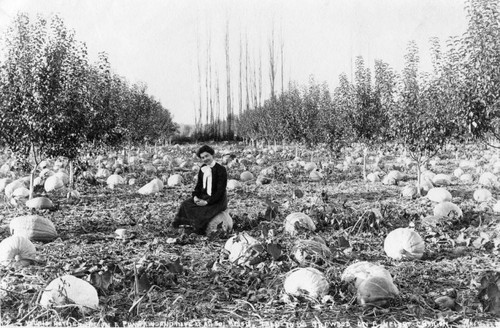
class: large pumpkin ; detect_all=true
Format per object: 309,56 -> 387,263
224,232 -> 261,265
206,211 -> 233,234
291,239 -> 332,266
433,201 -> 463,219
283,267 -> 329,300
40,275 -> 99,313
341,261 -> 394,288
25,197 -> 54,210
0,235 -> 36,267
384,228 -> 424,260
284,212 -> 316,235
9,215 -> 58,242
426,187 -> 452,203
357,276 -> 399,307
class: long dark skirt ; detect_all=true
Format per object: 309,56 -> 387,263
176,194 -> 228,231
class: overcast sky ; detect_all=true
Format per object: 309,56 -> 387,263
0,0 -> 468,125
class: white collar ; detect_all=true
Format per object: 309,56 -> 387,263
207,161 -> 217,168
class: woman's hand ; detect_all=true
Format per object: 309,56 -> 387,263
196,200 -> 208,206
194,196 -> 208,206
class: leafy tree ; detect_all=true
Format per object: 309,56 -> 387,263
457,0 -> 500,143
0,13 -> 90,197
390,41 -> 461,194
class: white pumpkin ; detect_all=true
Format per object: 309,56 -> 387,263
304,162 -> 317,172
106,174 -> 125,188
493,200 -> 500,213
44,175 -> 64,192
12,186 -> 30,198
366,172 -> 380,183
341,261 -> 394,288
460,173 -> 474,184
357,276 -> 399,307
26,197 -> 54,210
433,202 -> 463,218
387,170 -> 405,181
224,232 -> 261,265
291,239 -> 332,266
283,267 -> 329,300
401,185 -> 417,199
284,212 -> 316,235
473,188 -> 493,202
419,177 -> 434,196
384,228 -> 424,260
167,174 -> 183,187
432,174 -> 452,186
54,170 -> 69,185
479,172 -> 498,188
309,169 -> 323,181
0,235 -> 36,267
40,275 -> 99,313
240,171 -> 254,182
4,179 -> 26,198
206,211 -> 233,234
226,179 -> 242,190
453,168 -> 464,178
426,187 -> 452,203
138,178 -> 164,195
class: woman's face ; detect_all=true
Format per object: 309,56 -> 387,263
200,152 -> 214,165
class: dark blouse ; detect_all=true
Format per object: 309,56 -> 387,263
192,162 -> 227,205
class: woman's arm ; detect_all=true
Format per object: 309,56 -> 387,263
206,164 -> 227,205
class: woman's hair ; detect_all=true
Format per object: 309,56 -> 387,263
196,145 -> 215,158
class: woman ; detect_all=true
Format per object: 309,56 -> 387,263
172,145 -> 228,233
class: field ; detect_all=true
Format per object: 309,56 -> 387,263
1,142 -> 500,327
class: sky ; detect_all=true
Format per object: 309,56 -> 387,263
0,0 -> 469,125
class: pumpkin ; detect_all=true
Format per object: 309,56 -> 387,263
382,175 -> 397,186
138,178 -> 164,195
291,239 -> 332,266
454,168 -> 464,178
309,169 -> 323,181
0,178 -> 12,193
357,276 -> 399,307
0,235 -> 36,267
206,211 -> 233,234
240,171 -> 254,182
143,164 -> 157,174
284,212 -> 316,235
283,267 -> 329,300
40,275 -> 99,313
421,170 -> 436,181
401,185 -> 417,199
479,172 -> 498,188
493,201 -> 500,213
304,162 -> 317,172
224,232 -> 262,265
4,179 -> 26,198
426,187 -> 452,203
432,174 -> 452,186
460,173 -> 474,183
387,170 -> 405,182
384,228 -> 424,260
226,179 -> 242,190
44,175 -> 64,192
95,167 -> 111,179
55,170 -> 69,185
12,186 -> 30,198
10,215 -> 58,242
366,172 -> 381,183
167,174 -> 183,187
433,201 -> 463,219
106,174 -> 125,188
341,261 -> 394,288
473,188 -> 493,202
25,197 -> 54,210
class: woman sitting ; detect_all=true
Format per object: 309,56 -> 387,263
172,145 -> 228,233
